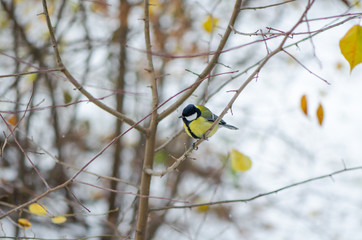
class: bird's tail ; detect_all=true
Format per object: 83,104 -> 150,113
222,124 -> 238,130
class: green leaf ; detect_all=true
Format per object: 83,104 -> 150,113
154,149 -> 168,165
63,90 -> 72,104
339,25 -> 362,72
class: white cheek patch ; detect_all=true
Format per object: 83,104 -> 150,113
185,112 -> 197,122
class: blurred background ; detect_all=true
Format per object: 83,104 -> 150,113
1,0 -> 362,239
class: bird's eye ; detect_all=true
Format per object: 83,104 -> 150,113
185,112 -> 197,121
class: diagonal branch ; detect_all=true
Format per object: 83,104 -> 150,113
157,0 -> 243,121
0,114 -> 50,190
41,0 -> 146,135
146,0 -> 316,177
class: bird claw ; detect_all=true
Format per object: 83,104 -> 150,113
202,134 -> 209,141
192,142 -> 198,150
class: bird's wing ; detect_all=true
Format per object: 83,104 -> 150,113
196,105 -> 213,120
196,105 -> 226,124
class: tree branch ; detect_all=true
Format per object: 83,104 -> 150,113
41,0 -> 147,135
134,0 -> 160,238
157,0 -> 243,121
146,0 -> 316,177
150,164 -> 362,211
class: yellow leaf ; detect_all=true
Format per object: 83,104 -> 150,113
42,32 -> 50,41
353,0 -> 360,8
196,204 -> 209,212
25,73 -> 38,83
71,3 -> 80,13
316,103 -> 324,126
300,94 -> 308,116
194,198 -> 209,213
230,149 -> 252,172
339,25 -> 362,72
149,0 -> 161,17
40,2 -> 54,21
29,203 -> 47,216
18,218 -> 32,229
0,16 -> 9,28
203,15 -> 219,33
51,216 -> 67,224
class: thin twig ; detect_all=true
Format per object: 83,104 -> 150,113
0,114 -> 50,189
150,165 -> 362,211
0,68 -> 63,79
0,235 -> 128,240
66,186 -> 91,212
0,92 -> 117,114
209,12 -> 360,98
157,0 -> 243,121
240,0 -> 295,10
154,129 -> 184,153
74,180 -> 189,204
26,133 -> 138,188
282,49 -> 330,84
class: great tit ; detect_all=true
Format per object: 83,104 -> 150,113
179,104 -> 238,139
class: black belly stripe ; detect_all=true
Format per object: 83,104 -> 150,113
185,122 -> 200,139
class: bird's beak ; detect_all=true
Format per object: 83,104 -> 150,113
179,115 -> 183,119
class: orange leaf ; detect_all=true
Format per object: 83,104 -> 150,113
7,115 -> 18,126
339,25 -> 362,72
316,103 -> 324,126
300,95 -> 308,116
335,61 -> 344,71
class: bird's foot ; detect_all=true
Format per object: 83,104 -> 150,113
202,134 -> 209,141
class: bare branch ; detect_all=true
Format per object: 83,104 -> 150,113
157,0 -> 243,121
0,68 -> 63,79
0,114 -> 50,190
282,49 -> 330,84
41,0 -> 147,134
150,165 -> 362,211
240,0 -> 296,10
147,0 -> 316,177
74,180 -> 189,204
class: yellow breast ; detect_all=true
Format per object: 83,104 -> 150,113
184,117 -> 218,138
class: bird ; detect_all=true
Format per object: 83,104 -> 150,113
179,104 -> 238,139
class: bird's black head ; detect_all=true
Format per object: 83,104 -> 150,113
180,104 -> 201,122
